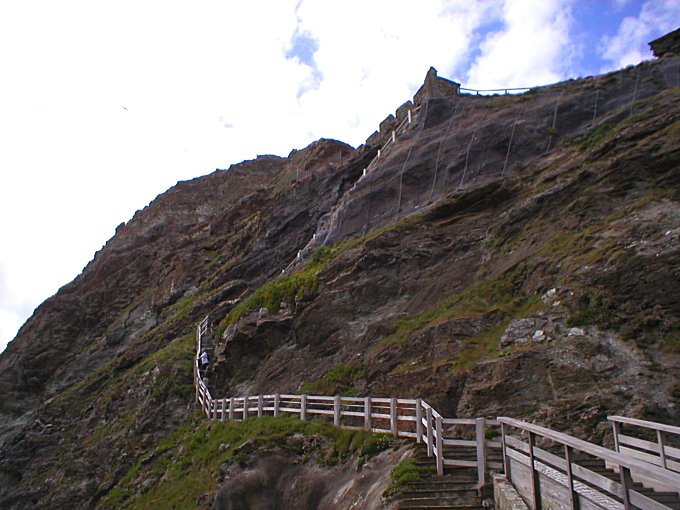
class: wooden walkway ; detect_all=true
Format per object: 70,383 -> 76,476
193,319 -> 680,510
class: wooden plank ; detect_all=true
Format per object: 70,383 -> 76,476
571,463 -> 624,498
390,398 -> 398,436
619,434 -> 662,453
442,438 -> 477,447
498,417 -> 680,488
334,395 -> 341,427
365,397 -> 371,430
630,489 -> 678,510
486,440 -> 503,449
443,459 -> 478,468
442,418 -> 477,425
426,407 -> 433,457
416,399 -> 422,444
608,416 -> 680,436
528,432 -> 542,510
436,416 -> 444,475
306,409 -> 333,416
565,445 -> 580,510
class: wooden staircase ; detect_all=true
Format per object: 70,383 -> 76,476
575,458 -> 680,510
394,445 -> 497,510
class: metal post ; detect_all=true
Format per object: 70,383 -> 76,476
300,394 -> 307,421
436,416 -> 444,475
476,418 -> 487,488
274,393 -> 280,417
415,399 -> 422,443
528,432 -> 541,510
334,395 -> 341,427
426,407 -> 433,457
364,397 -> 372,430
564,446 -> 580,510
390,397 -> 398,436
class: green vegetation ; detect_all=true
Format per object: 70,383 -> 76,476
299,361 -> 366,396
98,414 -> 393,509
383,457 -> 435,497
215,213 -> 424,338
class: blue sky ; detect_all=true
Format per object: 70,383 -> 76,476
0,0 -> 678,353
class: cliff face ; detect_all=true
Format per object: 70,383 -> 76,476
0,53 -> 679,509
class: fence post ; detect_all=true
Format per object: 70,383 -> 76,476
364,396 -> 372,430
476,418 -> 487,488
564,445 -> 580,510
619,465 -> 632,510
390,398 -> 398,436
528,432 -> 541,510
243,395 -> 248,420
229,397 -> 235,420
612,421 -> 621,452
426,407 -> 433,457
436,415 -> 444,476
274,393 -> 280,418
392,130 -> 396,143
415,399 -> 422,444
334,395 -> 341,427
301,394 -> 307,421
657,430 -> 668,469
221,399 -> 226,422
501,422 -> 511,480
408,110 -> 412,124
257,395 -> 263,417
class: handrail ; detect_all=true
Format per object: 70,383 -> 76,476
193,321 -> 500,483
609,415 -> 680,436
609,415 -> 680,475
500,417 -> 680,488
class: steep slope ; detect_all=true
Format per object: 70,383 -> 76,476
0,53 -> 679,509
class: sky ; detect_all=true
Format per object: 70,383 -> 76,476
0,0 -> 678,353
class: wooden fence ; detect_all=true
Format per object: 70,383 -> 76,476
499,417 -> 680,510
194,317 -> 499,484
195,320 -> 680,506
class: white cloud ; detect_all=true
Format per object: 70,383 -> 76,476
465,0 -> 574,89
600,0 -> 680,70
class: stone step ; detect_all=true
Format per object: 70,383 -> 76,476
404,481 -> 478,491
400,488 -> 479,498
397,500 -> 483,510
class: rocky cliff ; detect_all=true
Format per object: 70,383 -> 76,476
0,51 -> 679,509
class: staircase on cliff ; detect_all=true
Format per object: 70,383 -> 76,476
574,458 -> 680,510
394,444 -> 501,510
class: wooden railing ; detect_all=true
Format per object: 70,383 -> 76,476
195,320 -> 679,504
193,317 -> 499,483
499,417 -> 680,510
610,415 -> 680,481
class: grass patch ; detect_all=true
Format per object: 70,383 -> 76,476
383,457 -> 435,497
98,415 -> 393,509
378,273 -> 521,351
215,213 -> 424,339
299,361 -> 366,396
